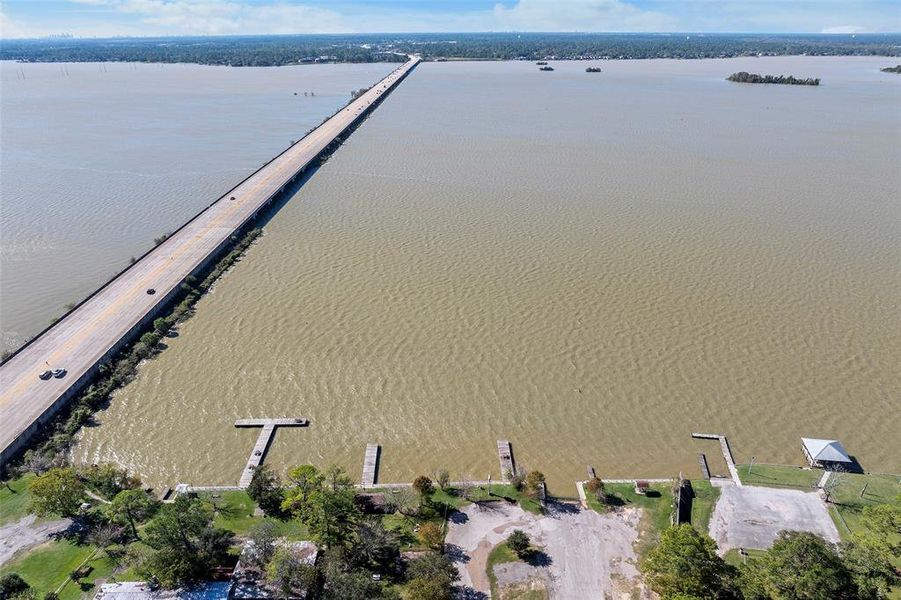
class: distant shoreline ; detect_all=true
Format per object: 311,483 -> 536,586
3,32 -> 899,68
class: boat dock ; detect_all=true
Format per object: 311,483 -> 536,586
0,56 -> 420,467
497,440 -> 515,480
362,443 -> 380,487
236,418 -> 308,488
697,453 -> 711,480
692,432 -> 741,485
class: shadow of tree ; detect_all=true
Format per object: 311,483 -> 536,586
525,549 -> 552,568
443,543 -> 470,564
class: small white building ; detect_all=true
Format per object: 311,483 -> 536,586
801,438 -> 852,469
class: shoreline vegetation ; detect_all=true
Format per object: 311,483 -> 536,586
727,71 -> 820,85
2,33 -> 899,67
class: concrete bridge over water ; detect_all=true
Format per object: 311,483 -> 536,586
0,56 -> 420,466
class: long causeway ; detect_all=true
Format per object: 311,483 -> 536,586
0,56 -> 420,465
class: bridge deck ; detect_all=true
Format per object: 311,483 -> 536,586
0,57 -> 420,464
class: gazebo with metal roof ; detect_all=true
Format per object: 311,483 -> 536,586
801,438 -> 852,468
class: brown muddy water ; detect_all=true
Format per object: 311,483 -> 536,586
0,61 -> 395,353
74,57 -> 900,491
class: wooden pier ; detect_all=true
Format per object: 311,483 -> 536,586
692,432 -> 741,486
362,443 -> 380,487
497,440 -> 515,481
236,418 -> 308,488
697,453 -> 711,480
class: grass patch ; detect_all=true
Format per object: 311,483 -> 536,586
722,547 -> 766,568
0,474 -> 35,525
826,472 -> 901,540
466,484 -> 543,514
736,464 -> 820,490
201,490 -> 308,540
0,538 -> 116,600
689,480 -> 720,534
486,542 -> 521,598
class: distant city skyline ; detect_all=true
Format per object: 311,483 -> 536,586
1,0 -> 899,39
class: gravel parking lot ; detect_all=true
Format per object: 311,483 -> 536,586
708,480 -> 839,553
444,500 -> 647,598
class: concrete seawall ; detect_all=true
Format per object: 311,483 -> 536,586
0,56 -> 420,467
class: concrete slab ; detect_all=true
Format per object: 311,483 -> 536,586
708,481 -> 839,553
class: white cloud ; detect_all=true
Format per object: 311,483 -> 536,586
492,0 -> 678,32
821,25 -> 869,34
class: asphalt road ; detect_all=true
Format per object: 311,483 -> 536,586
0,57 -> 420,463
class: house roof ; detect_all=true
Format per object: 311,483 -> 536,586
802,438 -> 851,463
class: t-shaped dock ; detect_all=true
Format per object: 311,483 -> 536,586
235,418 -> 308,487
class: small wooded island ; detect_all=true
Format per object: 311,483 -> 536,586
881,65 -> 901,73
539,65 -> 555,71
727,72 -> 820,85
586,66 -> 602,73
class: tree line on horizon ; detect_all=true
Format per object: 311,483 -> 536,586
2,33 -> 900,67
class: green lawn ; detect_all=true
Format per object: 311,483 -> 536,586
0,539 -> 117,600
689,480 -> 720,534
201,490 -> 308,539
825,472 -> 901,539
0,475 -> 35,525
466,484 -> 543,514
722,547 -> 766,568
736,463 -> 821,490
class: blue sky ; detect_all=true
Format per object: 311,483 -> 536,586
1,0 -> 899,38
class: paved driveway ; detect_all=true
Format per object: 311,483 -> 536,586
708,481 -> 839,553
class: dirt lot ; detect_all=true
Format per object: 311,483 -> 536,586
0,514 -> 71,566
444,500 -> 647,598
708,480 -> 839,553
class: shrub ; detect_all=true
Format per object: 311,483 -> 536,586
0,574 -> 30,598
507,529 -> 531,558
417,521 -> 444,549
435,469 -> 450,490
524,471 -> 545,497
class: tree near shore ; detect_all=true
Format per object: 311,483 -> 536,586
739,531 -> 852,599
524,471 -> 546,498
108,488 -> 159,540
139,495 -> 234,587
248,465 -> 286,517
643,524 -> 735,599
283,465 -> 359,549
29,467 -> 86,518
412,476 -> 434,507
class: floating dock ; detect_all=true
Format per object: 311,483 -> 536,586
236,418 -> 308,488
362,443 -> 380,487
497,440 -> 515,480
